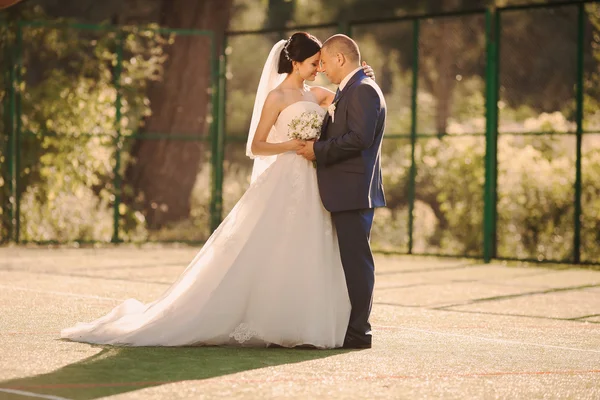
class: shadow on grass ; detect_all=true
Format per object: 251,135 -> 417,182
0,345 -> 347,399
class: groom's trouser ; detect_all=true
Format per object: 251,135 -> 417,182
331,208 -> 375,343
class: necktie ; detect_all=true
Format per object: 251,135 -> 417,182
333,88 -> 341,103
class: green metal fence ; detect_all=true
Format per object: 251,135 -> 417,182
1,20 -> 222,244
221,0 -> 600,265
2,1 -> 599,265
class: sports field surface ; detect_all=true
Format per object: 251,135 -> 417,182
1,246 -> 599,399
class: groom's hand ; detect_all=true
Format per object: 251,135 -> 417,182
297,140 -> 316,161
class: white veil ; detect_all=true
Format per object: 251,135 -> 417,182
246,40 -> 287,183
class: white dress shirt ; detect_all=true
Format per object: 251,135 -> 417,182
338,67 -> 363,91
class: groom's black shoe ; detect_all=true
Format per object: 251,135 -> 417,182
342,335 -> 372,349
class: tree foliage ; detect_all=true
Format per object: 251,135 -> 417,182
1,0 -> 599,264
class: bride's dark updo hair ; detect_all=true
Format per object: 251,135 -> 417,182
278,32 -> 322,74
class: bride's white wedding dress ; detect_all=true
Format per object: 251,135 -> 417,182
61,101 -> 351,348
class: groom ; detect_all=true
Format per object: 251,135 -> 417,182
298,34 -> 386,349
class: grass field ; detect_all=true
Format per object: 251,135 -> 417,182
1,246 -> 599,399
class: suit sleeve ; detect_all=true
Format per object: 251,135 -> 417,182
314,83 -> 381,167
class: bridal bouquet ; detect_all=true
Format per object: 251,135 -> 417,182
287,110 -> 322,141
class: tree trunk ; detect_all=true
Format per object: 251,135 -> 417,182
124,0 -> 232,229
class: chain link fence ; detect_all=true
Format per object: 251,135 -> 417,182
2,1 -> 599,265
1,21 -> 218,244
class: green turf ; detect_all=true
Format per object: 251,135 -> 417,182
2,248 -> 599,399
0,345 -> 346,399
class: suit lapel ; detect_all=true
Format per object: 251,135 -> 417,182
335,69 -> 365,103
319,70 -> 366,140
320,114 -> 330,139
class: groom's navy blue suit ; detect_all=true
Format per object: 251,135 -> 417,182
314,69 -> 386,346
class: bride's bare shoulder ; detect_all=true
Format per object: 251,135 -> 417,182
264,89 -> 285,110
268,87 -> 286,99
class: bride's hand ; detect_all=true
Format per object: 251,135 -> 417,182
362,61 -> 376,81
286,139 -> 305,151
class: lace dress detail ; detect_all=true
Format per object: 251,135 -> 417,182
229,322 -> 262,344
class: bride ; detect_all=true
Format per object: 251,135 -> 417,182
61,32 -> 374,349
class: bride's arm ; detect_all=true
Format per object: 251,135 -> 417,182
311,86 -> 335,108
311,61 -> 376,107
251,92 -> 304,156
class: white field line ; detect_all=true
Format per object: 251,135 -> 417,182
0,284 -> 124,302
0,388 -> 72,400
374,324 -> 600,354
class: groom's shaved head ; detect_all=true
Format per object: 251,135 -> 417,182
322,34 -> 361,63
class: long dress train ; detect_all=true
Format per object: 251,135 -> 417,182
61,101 -> 351,348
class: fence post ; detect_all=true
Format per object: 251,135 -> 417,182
6,24 -> 16,243
111,30 -> 123,243
6,22 -> 24,243
209,34 -> 226,232
483,8 -> 499,263
14,22 -> 22,243
573,2 -> 584,264
408,19 -> 420,255
338,21 -> 351,36
1,23 -> 8,243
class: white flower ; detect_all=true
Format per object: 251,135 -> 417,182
287,111 -> 323,141
327,103 -> 336,123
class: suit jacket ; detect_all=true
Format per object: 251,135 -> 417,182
314,69 -> 387,213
